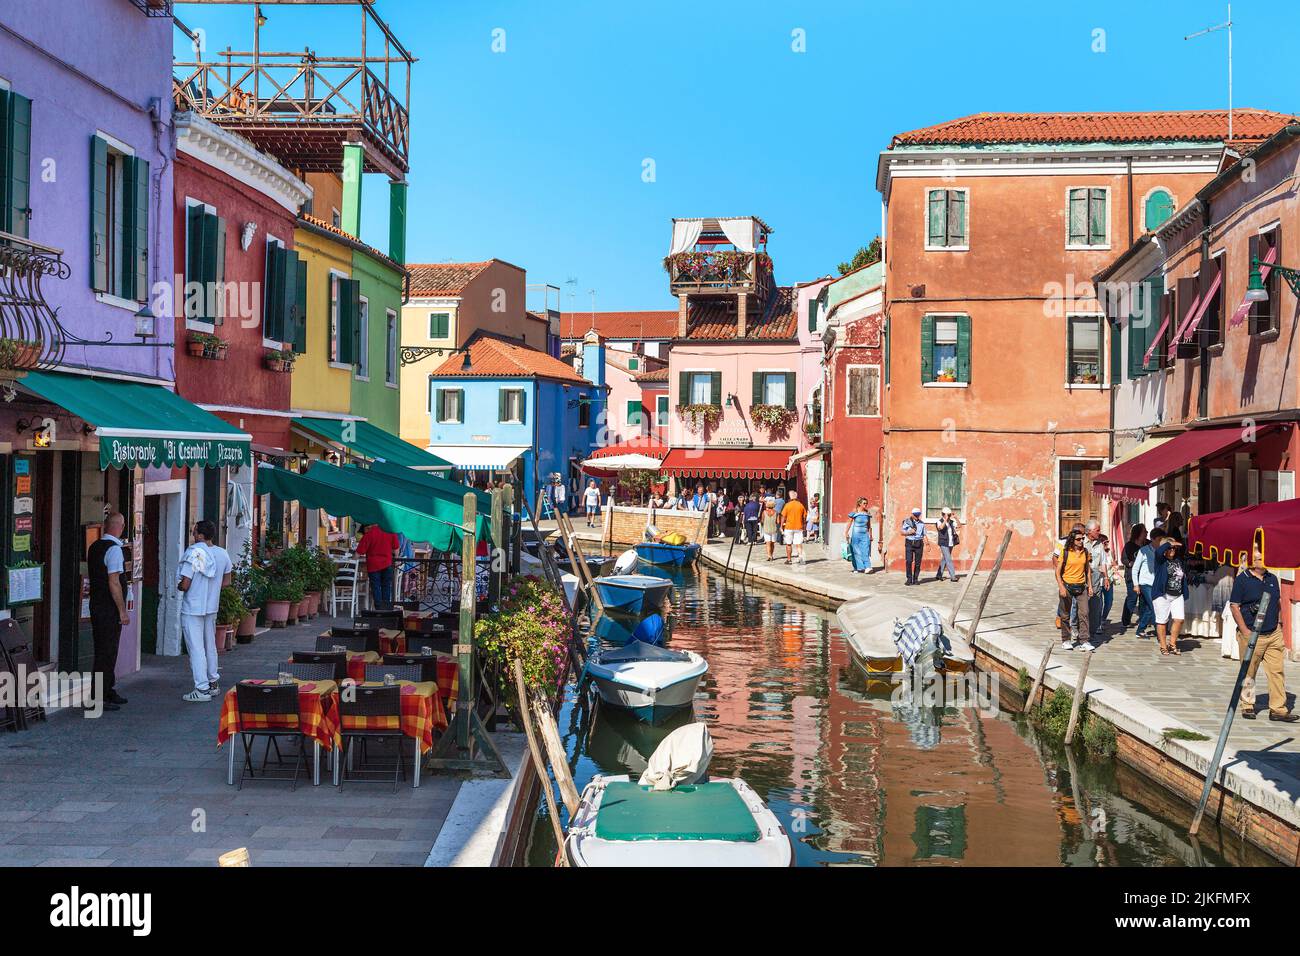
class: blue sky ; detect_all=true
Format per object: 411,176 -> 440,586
175,1 -> 1288,311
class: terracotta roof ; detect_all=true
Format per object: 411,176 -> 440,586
685,287 -> 796,341
298,214 -> 405,273
406,261 -> 493,297
889,109 -> 1297,148
429,332 -> 588,385
560,310 -> 678,340
635,366 -> 670,384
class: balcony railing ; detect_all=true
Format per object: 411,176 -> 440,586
0,230 -> 71,371
664,251 -> 773,296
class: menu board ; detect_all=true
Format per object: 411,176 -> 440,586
7,454 -> 42,606
7,565 -> 41,604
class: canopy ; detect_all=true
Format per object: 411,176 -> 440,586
660,447 -> 793,480
364,460 -> 493,511
256,460 -> 488,551
292,416 -> 451,471
1189,498 -> 1300,569
586,435 -> 668,461
21,370 -> 251,469
428,444 -> 528,471
1092,425 -> 1270,502
581,453 -> 664,472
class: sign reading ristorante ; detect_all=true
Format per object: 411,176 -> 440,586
100,435 -> 250,470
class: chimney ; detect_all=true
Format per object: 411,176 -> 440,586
737,293 -> 748,338
677,294 -> 688,337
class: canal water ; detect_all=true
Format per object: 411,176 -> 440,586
527,561 -> 1275,866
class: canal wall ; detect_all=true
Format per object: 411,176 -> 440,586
697,541 -> 1300,866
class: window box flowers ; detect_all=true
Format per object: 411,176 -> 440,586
186,331 -> 228,360
749,403 -> 796,431
676,402 -> 723,434
265,347 -> 296,373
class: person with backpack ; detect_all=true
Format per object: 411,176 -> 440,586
934,507 -> 959,582
1055,524 -> 1094,651
1151,536 -> 1188,657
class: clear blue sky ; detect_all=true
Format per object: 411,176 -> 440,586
176,0 -> 1289,311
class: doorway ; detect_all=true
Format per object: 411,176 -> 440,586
1058,459 -> 1104,537
143,480 -> 185,657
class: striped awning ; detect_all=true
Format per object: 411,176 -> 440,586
428,444 -> 528,471
660,447 -> 793,479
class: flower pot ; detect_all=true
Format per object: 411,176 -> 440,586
214,624 -> 234,652
186,340 -> 206,357
236,609 -> 259,642
303,590 -> 321,617
287,600 -> 301,625
264,599 -> 291,627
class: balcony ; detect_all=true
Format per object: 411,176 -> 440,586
664,250 -> 773,298
172,2 -> 415,178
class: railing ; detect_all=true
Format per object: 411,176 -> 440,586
665,250 -> 773,296
0,230 -> 70,371
126,0 -> 172,16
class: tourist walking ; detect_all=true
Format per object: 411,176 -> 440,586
583,479 -> 602,527
552,475 -> 567,516
807,493 -> 821,542
780,490 -> 807,565
846,498 -> 873,573
760,497 -> 780,561
1056,524 -> 1094,651
178,521 -> 219,702
1229,545 -> 1298,722
1083,519 -> 1111,640
1132,529 -> 1158,638
87,512 -> 130,712
356,522 -> 400,609
934,507 -> 959,582
901,507 -> 926,585
1120,523 -> 1147,631
743,493 -> 761,544
199,520 -> 232,696
1151,536 -> 1187,657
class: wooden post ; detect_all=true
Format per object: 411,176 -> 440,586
961,529 -> 1012,646
559,510 -> 605,614
948,534 -> 988,627
489,488 -> 504,606
1190,592 -> 1271,837
534,698 -> 579,816
456,492 -> 478,752
1063,650 -> 1092,746
512,659 -> 568,866
504,484 -> 519,575
1025,640 -> 1054,713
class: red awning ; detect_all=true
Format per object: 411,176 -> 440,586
586,435 -> 668,460
1173,267 -> 1221,345
1190,498 -> 1300,569
1229,245 -> 1276,330
1093,424 -> 1271,502
660,447 -> 793,479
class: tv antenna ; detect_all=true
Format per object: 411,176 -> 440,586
1185,4 -> 1233,141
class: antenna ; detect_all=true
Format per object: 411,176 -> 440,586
587,289 -> 597,333
1185,3 -> 1233,141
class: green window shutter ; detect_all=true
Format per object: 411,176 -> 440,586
784,371 -> 796,410
955,315 -> 971,383
430,312 -> 448,338
751,370 -> 763,406
90,136 -> 109,292
808,299 -> 818,332
884,317 -> 890,385
185,205 -> 204,318
1145,190 -> 1173,230
627,400 -> 642,426
336,278 -> 360,364
195,210 -> 218,321
1109,319 -> 1121,384
927,190 -> 946,246
920,315 -> 935,383
1067,188 -> 1087,245
1089,188 -> 1107,246
1,91 -> 32,238
498,389 -> 508,422
1126,286 -> 1143,379
280,248 -> 299,347
213,215 -> 226,322
349,279 -> 362,364
947,191 -> 966,245
456,389 -> 465,424
518,389 -> 527,426
292,256 -> 307,353
1142,278 -> 1166,372
127,155 -> 149,301
709,371 -> 722,407
678,371 -> 689,406
263,244 -> 285,342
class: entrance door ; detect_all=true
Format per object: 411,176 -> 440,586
144,482 -> 185,656
141,495 -> 160,655
1058,459 -> 1104,537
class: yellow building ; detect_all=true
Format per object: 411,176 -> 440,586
291,220 -> 355,417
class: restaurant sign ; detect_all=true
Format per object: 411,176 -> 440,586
100,435 -> 250,470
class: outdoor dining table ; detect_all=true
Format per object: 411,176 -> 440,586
217,679 -> 342,787
344,650 -> 382,682
374,631 -> 459,706
333,680 -> 447,788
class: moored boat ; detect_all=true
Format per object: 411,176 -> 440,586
592,574 -> 672,615
838,594 -> 974,677
586,640 -> 706,723
633,541 -> 701,567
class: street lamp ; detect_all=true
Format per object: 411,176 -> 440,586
133,304 -> 157,341
1246,255 -> 1300,303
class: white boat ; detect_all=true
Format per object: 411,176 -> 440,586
838,594 -> 974,677
586,640 -> 707,723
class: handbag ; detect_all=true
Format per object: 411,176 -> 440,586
840,542 -> 851,561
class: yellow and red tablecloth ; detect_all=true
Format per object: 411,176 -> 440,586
339,680 -> 448,752
344,650 -> 381,682
216,679 -> 341,752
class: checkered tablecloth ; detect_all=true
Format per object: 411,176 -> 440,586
216,679 -> 341,752
339,680 -> 447,752
345,650 -> 381,682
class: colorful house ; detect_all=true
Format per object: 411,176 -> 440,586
599,344 -> 669,447
560,309 -> 677,359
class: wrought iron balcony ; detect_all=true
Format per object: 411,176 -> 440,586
128,0 -> 173,16
664,250 -> 773,297
0,231 -> 70,371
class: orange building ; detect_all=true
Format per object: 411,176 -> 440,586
877,110 -> 1293,570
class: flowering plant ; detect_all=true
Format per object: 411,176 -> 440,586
676,403 -> 723,433
474,576 -> 571,708
750,403 -> 796,431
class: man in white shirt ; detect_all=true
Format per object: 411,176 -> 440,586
552,476 -> 567,516
583,480 -> 601,528
199,520 -> 234,696
178,521 -> 219,702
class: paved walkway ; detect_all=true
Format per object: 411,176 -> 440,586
0,613 -> 461,867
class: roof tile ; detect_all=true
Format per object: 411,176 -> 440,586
407,261 -> 493,297
685,287 -> 796,341
429,333 -> 588,385
560,310 -> 678,340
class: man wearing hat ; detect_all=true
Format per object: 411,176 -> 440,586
900,507 -> 926,585
1151,535 -> 1188,657
934,507 -> 959,582
1229,544 -> 1298,721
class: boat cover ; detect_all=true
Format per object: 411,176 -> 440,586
596,640 -> 691,664
639,721 -> 713,791
593,782 -> 760,842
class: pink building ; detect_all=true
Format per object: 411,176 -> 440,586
598,344 -> 669,447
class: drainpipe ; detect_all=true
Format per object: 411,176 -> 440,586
149,96 -> 169,382
1125,155 -> 1134,248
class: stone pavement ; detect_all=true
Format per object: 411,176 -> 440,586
0,613 -> 461,867
700,538 -> 1300,786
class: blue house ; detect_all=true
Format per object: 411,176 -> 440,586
425,332 -> 603,507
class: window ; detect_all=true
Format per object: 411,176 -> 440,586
926,188 -> 967,249
846,365 -> 880,416
1249,226 -> 1282,336
626,400 -> 644,429
924,460 -> 964,519
1067,316 -> 1103,385
330,207 -> 341,229
355,296 -> 370,378
921,315 -> 969,384
262,237 -> 305,349
433,386 -> 464,423
1058,460 -> 1104,537
1144,189 -> 1175,231
578,397 -> 590,429
680,370 -> 721,407
808,297 -> 820,332
90,134 -> 149,301
656,394 -> 670,428
1067,187 -> 1108,248
0,88 -> 32,237
499,387 -> 526,424
1126,275 -> 1163,377
628,357 -> 639,371
385,310 -> 398,385
751,371 -> 795,409
185,200 -> 225,326
429,311 -> 450,339
329,272 -> 360,364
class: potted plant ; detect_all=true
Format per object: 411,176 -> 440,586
676,403 -> 724,434
186,330 -> 228,360
215,585 -> 245,652
262,577 -> 299,627
273,546 -> 318,620
749,403 -> 797,432
0,337 -> 40,371
233,549 -> 266,641
264,347 -> 296,373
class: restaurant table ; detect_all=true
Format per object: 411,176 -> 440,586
333,680 -> 447,788
344,650 -> 382,682
373,634 -> 459,708
217,679 -> 341,787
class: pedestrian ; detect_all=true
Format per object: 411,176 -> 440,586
1229,545 -> 1298,722
1055,524 -> 1094,651
1132,529 -> 1158,638
934,507 -> 959,582
846,497 -> 873,573
743,493 -> 761,545
781,489 -> 807,565
199,520 -> 233,696
733,493 -> 747,542
761,496 -> 780,561
1151,536 -> 1188,656
1152,501 -> 1171,532
1120,523 -> 1147,631
356,522 -> 400,609
583,479 -> 601,527
87,512 -> 130,712
1083,519 -> 1111,641
552,475 -> 567,516
901,507 -> 926,585
807,493 -> 821,542
1163,510 -> 1185,543
178,521 -> 219,702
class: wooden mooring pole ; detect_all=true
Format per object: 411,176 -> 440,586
1063,650 -> 1092,746
961,529 -> 1012,646
513,659 -> 568,866
948,534 -> 988,628
1024,641 -> 1054,713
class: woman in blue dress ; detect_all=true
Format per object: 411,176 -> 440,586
846,497 -> 873,573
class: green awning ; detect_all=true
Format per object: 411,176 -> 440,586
291,416 -> 452,471
256,460 -> 488,552
21,371 -> 251,469
362,461 -> 493,511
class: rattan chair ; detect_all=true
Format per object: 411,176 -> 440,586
280,661 -> 337,683
362,663 -> 422,683
233,682 -> 307,790
403,634 -> 454,657
336,684 -> 408,792
290,650 -> 347,684
315,632 -> 371,653
382,652 -> 438,684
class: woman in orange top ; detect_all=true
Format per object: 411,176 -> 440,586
1055,525 -> 1093,651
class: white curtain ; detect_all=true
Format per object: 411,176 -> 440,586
717,217 -> 756,253
669,219 -> 704,255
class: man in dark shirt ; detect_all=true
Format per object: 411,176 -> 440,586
87,512 -> 130,712
742,494 -> 761,544
1229,548 -> 1297,722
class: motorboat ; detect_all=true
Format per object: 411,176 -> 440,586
838,594 -> 974,677
586,640 -> 706,723
633,541 -> 701,567
592,574 -> 672,616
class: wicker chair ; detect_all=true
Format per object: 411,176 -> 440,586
280,661 -> 337,683
381,653 -> 438,684
316,632 -> 371,653
290,650 -> 347,684
336,685 -> 408,792
362,663 -> 422,683
404,634 -> 454,656
233,682 -> 307,790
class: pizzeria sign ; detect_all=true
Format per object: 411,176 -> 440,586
100,435 -> 250,470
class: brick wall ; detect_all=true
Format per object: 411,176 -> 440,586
606,506 -> 708,545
